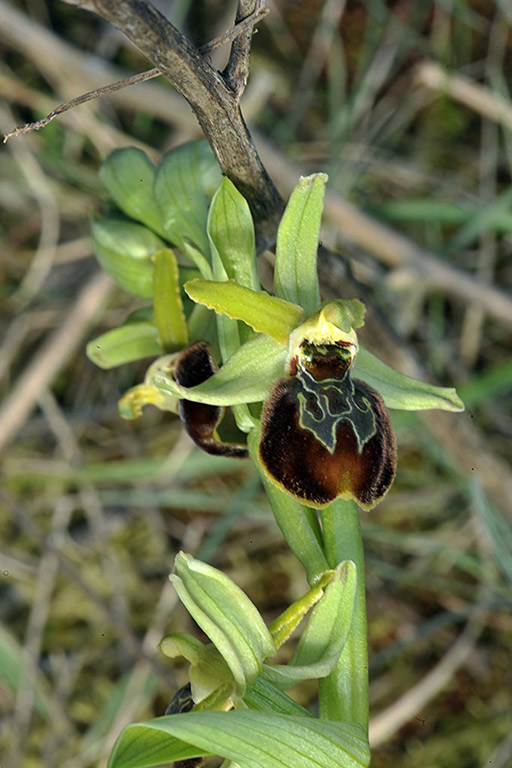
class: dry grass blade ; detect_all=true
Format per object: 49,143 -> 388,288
416,60 -> 512,133
0,271 -> 113,455
369,609 -> 486,747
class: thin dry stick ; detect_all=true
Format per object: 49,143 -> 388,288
2,5 -> 268,143
256,134 -> 512,327
2,488 -> 175,682
416,60 -> 512,131
0,271 -> 113,455
0,0 -> 194,134
369,609 -> 486,747
78,0 -> 283,247
6,501 -> 74,768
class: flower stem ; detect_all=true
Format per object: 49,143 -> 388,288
248,429 -> 329,585
319,499 -> 368,735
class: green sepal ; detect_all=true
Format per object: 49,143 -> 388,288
91,217 -> 165,299
354,346 -> 465,412
99,148 -> 167,237
274,173 -> 327,315
170,553 -> 275,698
184,279 -> 305,344
207,177 -> 260,292
261,560 -> 357,690
207,176 -> 260,361
107,711 -> 371,768
153,248 -> 188,352
86,321 -> 160,369
154,141 -> 221,256
159,634 -> 232,704
153,334 -> 287,406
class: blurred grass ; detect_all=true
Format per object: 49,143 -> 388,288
1,1 -> 512,767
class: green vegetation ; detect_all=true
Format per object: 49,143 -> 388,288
1,2 -> 511,767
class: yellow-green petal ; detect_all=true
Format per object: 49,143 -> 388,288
184,279 -> 305,344
153,248 -> 188,352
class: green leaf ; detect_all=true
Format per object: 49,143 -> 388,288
91,217 -> 165,300
99,148 -> 167,237
153,334 -> 287,406
87,322 -> 160,369
185,279 -> 305,344
108,711 -> 370,768
261,561 -> 357,689
170,553 -> 275,697
274,174 -> 327,315
152,248 -> 188,352
354,347 -> 464,412
154,141 -> 221,256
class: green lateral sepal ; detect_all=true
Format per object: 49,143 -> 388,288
207,177 -> 260,292
354,346 -> 465,411
153,335 -> 287,406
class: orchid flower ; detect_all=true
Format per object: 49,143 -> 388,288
150,173 -> 463,511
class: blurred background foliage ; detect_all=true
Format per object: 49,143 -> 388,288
1,1 -> 512,767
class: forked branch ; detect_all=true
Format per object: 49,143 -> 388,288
81,0 -> 283,245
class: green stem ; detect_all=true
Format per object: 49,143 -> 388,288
319,499 -> 368,735
247,429 -> 329,585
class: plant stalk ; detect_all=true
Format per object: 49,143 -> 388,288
319,499 -> 369,735
247,429 -> 329,585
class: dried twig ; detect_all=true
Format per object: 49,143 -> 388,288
222,0 -> 267,99
416,60 -> 512,132
369,607 -> 486,746
73,0 -> 283,246
257,135 -> 512,328
0,271 -> 113,455
3,4 -> 268,143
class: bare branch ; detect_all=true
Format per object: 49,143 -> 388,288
223,0 -> 267,100
82,0 -> 282,247
2,5 -> 268,144
3,69 -> 161,142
